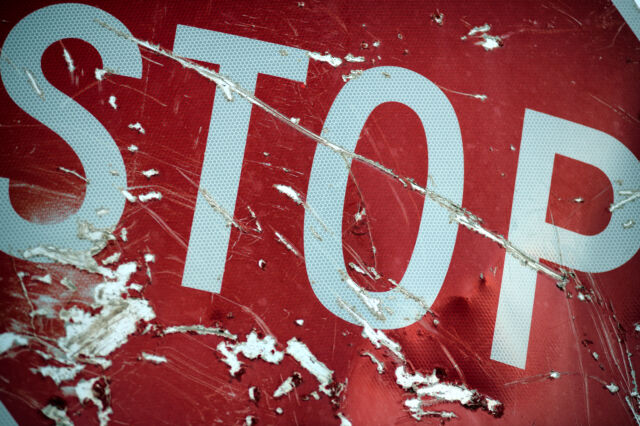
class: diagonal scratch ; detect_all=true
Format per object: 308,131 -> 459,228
99,20 -> 567,284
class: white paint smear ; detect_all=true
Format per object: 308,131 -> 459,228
308,51 -> 343,67
286,338 -> 333,395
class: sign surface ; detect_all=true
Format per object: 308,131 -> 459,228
0,1 -> 639,424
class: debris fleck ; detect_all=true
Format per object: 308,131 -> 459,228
141,352 -> 167,364
308,51 -> 343,67
108,95 -> 117,109
573,197 -> 584,203
295,319 -> 304,326
431,10 -> 444,26
623,220 -> 635,229
290,117 -> 300,125
127,144 -> 139,153
275,407 -> 283,415
549,370 -> 561,379
372,40 -> 380,47
95,207 -> 109,217
128,122 -> 146,134
592,352 -> 600,361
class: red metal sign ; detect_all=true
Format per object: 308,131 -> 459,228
0,1 -> 639,424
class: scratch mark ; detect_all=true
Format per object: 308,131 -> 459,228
100,21 -> 567,285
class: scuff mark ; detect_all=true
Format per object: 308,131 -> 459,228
337,298 -> 404,361
274,231 -> 302,258
198,188 -> 242,229
25,69 -> 44,100
58,167 -> 89,183
164,325 -> 237,340
609,190 -> 640,212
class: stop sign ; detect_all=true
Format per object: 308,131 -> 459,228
0,1 -> 639,425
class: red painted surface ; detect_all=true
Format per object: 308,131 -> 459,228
0,1 -> 638,424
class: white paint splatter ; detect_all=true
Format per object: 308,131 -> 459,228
31,364 -> 84,385
108,95 -> 117,109
141,352 -> 168,364
342,69 -> 363,82
95,68 -> 109,81
76,377 -> 112,426
0,332 -> 29,354
308,51 -> 343,67
273,372 -> 301,398
127,144 -> 139,153
42,404 -> 73,426
101,252 -> 121,266
338,299 -> 404,361
337,412 -> 352,425
138,191 -> 162,202
120,189 -> 137,203
128,122 -> 145,134
344,53 -> 365,63
141,169 -> 159,178
285,338 -> 333,395
361,351 -> 385,374
607,383 -> 620,394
